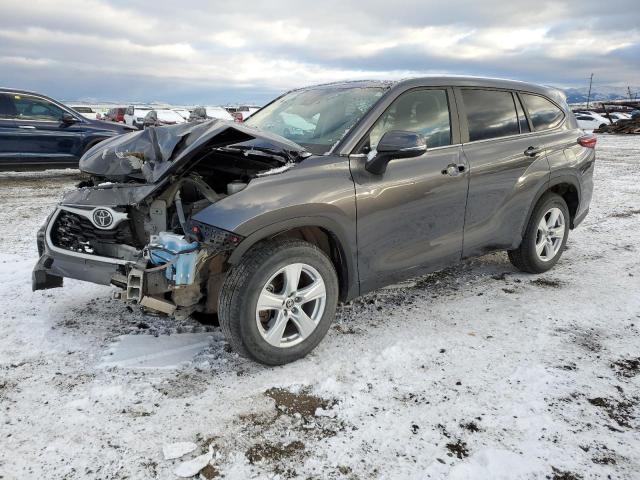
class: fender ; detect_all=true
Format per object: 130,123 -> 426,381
227,215 -> 359,301
518,173 -> 582,241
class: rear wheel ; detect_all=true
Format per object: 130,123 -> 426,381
218,239 -> 338,365
508,193 -> 570,273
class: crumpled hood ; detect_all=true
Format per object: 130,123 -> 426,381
79,119 -> 308,183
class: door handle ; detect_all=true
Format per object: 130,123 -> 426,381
441,163 -> 466,176
18,125 -> 36,129
524,146 -> 542,157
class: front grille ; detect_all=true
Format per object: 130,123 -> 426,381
50,209 -> 138,257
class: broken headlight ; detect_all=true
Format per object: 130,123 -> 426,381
186,220 -> 243,253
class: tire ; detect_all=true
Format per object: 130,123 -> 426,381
82,139 -> 103,155
508,192 -> 570,273
218,239 -> 339,365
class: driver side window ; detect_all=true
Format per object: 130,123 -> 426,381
364,89 -> 451,152
13,95 -> 65,121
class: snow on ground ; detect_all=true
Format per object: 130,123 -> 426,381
0,135 -> 639,480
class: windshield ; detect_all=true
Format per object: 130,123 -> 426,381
245,86 -> 386,154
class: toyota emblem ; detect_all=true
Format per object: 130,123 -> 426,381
92,208 -> 114,228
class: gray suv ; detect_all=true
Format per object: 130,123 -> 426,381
33,77 -> 596,365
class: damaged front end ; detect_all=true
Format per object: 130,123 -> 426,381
33,120 -> 308,318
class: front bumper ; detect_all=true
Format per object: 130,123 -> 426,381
32,250 -> 121,290
32,206 -> 134,291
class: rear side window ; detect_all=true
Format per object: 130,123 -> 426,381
521,93 -> 564,131
462,89 -> 519,141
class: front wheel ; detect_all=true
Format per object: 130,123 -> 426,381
218,239 -> 338,365
508,192 -> 570,273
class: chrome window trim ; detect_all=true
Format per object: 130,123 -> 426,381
346,142 -> 463,158
459,123 -> 567,146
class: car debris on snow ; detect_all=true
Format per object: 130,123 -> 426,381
100,333 -> 213,369
173,444 -> 214,478
163,441 -> 198,460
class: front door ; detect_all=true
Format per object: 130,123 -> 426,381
9,93 -> 82,167
350,87 -> 469,293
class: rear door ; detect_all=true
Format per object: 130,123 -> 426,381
350,87 -> 469,292
456,88 -> 550,258
10,93 -> 82,167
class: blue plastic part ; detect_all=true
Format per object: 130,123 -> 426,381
148,232 -> 200,285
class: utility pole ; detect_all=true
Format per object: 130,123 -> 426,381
586,73 -> 594,109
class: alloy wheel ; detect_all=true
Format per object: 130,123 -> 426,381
535,207 -> 565,262
255,263 -> 327,348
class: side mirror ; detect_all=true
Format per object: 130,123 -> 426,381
365,130 -> 427,175
61,112 -> 77,124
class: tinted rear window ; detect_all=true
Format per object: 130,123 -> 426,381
462,89 -> 519,141
521,93 -> 564,131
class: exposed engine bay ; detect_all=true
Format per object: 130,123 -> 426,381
37,120 -> 309,318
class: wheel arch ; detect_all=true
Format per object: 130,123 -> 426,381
520,175 -> 581,240
81,136 -> 109,156
227,216 -> 357,302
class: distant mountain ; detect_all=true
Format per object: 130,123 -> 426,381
562,86 -> 639,104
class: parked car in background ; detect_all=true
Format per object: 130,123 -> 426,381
188,107 -> 208,123
205,106 -> 235,121
226,105 -> 260,122
574,111 -> 610,130
172,108 -> 191,121
124,105 -> 153,130
188,106 -> 235,123
607,112 -> 629,121
0,88 -> 134,169
104,107 -> 126,123
142,109 -> 187,128
70,106 -> 101,120
33,77 -> 595,365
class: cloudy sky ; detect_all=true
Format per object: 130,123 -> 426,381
0,0 -> 638,104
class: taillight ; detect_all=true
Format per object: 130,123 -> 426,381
578,134 -> 597,149
232,112 -> 243,123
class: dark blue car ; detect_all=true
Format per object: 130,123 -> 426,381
0,88 -> 135,170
